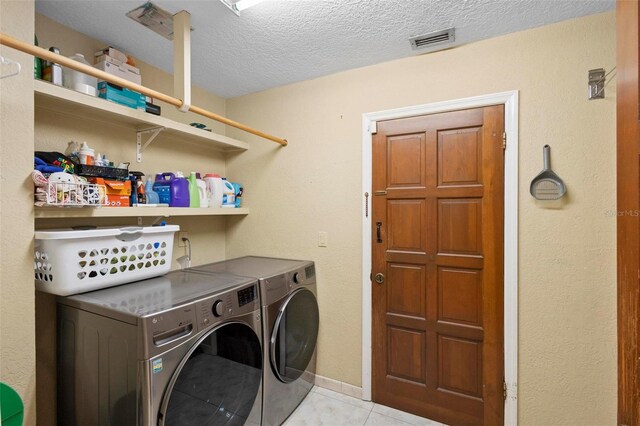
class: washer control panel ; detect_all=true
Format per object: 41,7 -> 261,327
237,285 -> 257,307
196,281 -> 259,331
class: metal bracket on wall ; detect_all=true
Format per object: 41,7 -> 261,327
588,67 -> 617,100
588,68 -> 606,100
151,216 -> 167,225
136,126 -> 165,162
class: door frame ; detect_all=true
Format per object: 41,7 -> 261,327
361,90 -> 519,425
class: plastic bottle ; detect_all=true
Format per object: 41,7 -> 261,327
63,54 -> 97,96
232,183 -> 243,208
188,172 -> 200,208
204,174 -> 224,208
43,47 -> 63,86
34,35 -> 42,79
171,172 -> 190,207
153,173 -> 173,205
78,141 -> 94,165
196,174 -> 208,208
145,177 -> 160,204
221,178 -> 235,208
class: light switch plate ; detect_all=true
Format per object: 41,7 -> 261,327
318,231 -> 328,247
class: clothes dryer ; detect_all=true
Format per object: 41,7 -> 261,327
57,270 -> 262,426
189,256 -> 319,426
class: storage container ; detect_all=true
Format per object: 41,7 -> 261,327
97,81 -> 145,110
34,225 -> 179,295
94,60 -> 142,85
63,53 -> 97,96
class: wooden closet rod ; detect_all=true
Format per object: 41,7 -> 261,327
0,32 -> 288,146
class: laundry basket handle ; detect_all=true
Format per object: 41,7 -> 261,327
117,227 -> 144,242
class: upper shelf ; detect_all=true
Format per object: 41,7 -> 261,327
34,79 -> 249,152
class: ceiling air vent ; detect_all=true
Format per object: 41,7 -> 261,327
409,28 -> 455,51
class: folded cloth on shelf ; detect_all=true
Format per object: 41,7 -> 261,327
34,157 -> 63,173
34,151 -> 76,174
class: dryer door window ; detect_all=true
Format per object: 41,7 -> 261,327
159,322 -> 262,426
270,288 -> 320,383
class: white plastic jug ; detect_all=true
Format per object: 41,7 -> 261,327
222,178 -> 235,208
196,178 -> 208,208
63,54 -> 97,96
204,174 -> 224,208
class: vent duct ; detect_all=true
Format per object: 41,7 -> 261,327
409,28 -> 455,51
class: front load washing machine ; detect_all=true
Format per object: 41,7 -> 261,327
189,256 -> 319,426
57,270 -> 263,426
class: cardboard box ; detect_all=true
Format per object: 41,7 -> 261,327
94,47 -> 128,64
98,82 -> 146,111
95,60 -> 142,85
94,54 -> 140,75
90,178 -> 131,207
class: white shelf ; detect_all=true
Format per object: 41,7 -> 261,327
35,206 -> 249,219
34,79 -> 249,152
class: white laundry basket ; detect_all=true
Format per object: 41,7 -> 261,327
34,225 -> 179,295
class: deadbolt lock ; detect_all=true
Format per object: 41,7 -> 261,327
374,273 -> 385,284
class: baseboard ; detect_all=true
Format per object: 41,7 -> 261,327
314,374 -> 364,400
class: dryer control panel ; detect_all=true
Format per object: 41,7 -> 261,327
262,262 -> 316,305
196,282 -> 260,331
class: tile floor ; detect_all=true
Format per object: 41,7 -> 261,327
283,386 -> 446,426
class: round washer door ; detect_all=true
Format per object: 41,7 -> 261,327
270,288 -> 320,383
159,322 -> 262,426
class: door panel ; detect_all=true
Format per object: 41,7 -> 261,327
388,200 -> 427,253
387,264 -> 426,318
372,106 -> 504,426
438,336 -> 483,398
387,133 -> 426,188
437,127 -> 483,187
388,327 -> 427,383
438,268 -> 482,326
438,199 -> 482,255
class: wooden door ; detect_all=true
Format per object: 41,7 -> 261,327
371,106 -> 505,425
617,1 -> 640,424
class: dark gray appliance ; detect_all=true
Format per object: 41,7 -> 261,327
189,256 -> 319,426
57,270 -> 262,426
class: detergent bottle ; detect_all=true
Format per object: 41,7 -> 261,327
171,172 -> 190,207
196,173 -> 208,208
204,174 -> 224,208
221,178 -> 235,208
153,173 -> 174,205
188,172 -> 200,208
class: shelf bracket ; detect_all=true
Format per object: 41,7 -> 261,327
151,215 -> 168,225
136,126 -> 165,162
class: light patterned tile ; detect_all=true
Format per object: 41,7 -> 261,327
314,386 -> 374,411
365,412 -> 413,426
284,391 -> 371,426
372,404 -> 445,426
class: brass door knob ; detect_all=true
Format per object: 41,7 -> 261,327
374,273 -> 385,284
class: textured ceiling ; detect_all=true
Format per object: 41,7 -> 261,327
35,0 -> 614,98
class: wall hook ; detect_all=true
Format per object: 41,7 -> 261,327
0,55 -> 21,79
